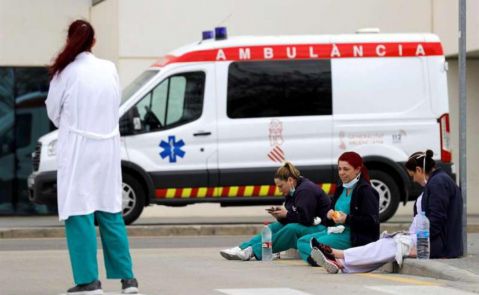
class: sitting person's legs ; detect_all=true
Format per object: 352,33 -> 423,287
313,237 -> 398,273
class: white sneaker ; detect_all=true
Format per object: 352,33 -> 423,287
220,246 -> 253,261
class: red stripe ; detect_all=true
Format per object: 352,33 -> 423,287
271,149 -> 284,160
269,151 -> 283,162
190,187 -> 199,198
156,189 -> 167,198
206,187 -> 215,197
272,148 -> 284,158
152,42 -> 443,67
330,184 -> 337,195
221,186 -> 230,197
237,186 -> 245,197
174,188 -> 183,198
252,186 -> 261,197
276,146 -> 284,154
268,154 -> 277,162
268,185 -> 276,196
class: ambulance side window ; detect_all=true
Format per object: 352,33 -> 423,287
133,71 -> 205,132
227,60 -> 332,118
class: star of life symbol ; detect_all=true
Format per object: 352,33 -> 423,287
159,135 -> 185,163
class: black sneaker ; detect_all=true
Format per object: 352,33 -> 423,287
311,248 -> 340,274
311,238 -> 335,261
121,278 -> 139,294
67,280 -> 103,295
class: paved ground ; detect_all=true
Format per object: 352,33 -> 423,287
1,204 -> 478,294
1,236 -> 478,295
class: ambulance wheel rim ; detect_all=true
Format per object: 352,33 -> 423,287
122,182 -> 136,216
371,179 -> 391,215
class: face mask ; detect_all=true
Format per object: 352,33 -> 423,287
289,186 -> 296,196
343,173 -> 360,189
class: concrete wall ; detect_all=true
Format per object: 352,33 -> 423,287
107,0 -> 433,86
447,59 -> 479,214
433,0 -> 479,56
0,0 -> 90,66
90,0 -> 119,64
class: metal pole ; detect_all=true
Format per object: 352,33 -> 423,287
458,0 -> 467,256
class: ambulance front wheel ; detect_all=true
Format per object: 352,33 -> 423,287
122,174 -> 145,225
369,170 -> 400,222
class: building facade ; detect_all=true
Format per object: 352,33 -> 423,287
0,0 -> 477,214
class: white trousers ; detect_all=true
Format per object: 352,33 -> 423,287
340,237 -> 397,273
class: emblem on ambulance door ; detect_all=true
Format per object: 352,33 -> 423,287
267,119 -> 286,163
159,136 -> 185,163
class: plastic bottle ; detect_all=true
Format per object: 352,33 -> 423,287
261,221 -> 273,262
416,211 -> 430,260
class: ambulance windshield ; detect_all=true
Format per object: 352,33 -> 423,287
121,70 -> 159,105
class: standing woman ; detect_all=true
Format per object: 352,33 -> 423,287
297,151 -> 380,265
46,20 -> 138,294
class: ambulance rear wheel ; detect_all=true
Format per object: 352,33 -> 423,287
369,170 -> 400,222
122,174 -> 145,225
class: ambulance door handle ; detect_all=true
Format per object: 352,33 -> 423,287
193,131 -> 211,137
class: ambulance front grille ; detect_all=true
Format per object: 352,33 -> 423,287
32,142 -> 41,172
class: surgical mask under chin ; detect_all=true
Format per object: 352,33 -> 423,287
289,187 -> 296,196
343,173 -> 360,189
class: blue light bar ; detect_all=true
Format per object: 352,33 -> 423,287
215,27 -> 227,40
202,30 -> 214,40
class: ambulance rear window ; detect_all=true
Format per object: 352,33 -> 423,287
227,60 -> 332,118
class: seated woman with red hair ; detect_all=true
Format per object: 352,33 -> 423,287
297,151 -> 380,266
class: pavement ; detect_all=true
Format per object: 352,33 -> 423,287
1,203 -> 478,289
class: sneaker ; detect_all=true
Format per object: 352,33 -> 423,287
121,278 -> 139,294
311,248 -> 340,274
220,246 -> 253,261
67,280 -> 103,295
311,238 -> 335,261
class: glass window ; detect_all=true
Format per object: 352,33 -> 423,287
121,70 -> 159,105
15,114 -> 32,149
227,60 -> 332,118
132,71 -> 205,133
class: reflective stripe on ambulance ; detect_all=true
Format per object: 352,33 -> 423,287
155,183 -> 336,199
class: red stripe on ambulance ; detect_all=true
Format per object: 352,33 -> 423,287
153,42 -> 443,67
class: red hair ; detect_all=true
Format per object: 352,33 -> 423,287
49,20 -> 95,78
338,151 -> 370,182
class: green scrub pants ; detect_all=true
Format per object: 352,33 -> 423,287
239,222 -> 325,260
64,211 -> 134,285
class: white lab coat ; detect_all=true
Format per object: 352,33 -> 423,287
340,194 -> 423,273
46,52 -> 122,221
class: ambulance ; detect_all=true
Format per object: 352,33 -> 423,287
29,28 -> 453,224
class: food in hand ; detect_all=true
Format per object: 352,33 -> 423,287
331,211 -> 341,219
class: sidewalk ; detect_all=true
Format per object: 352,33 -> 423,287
1,205 -> 478,286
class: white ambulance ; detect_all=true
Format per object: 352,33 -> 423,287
29,29 -> 453,224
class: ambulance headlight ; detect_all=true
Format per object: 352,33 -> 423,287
47,139 -> 57,157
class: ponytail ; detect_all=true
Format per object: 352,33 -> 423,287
275,161 -> 301,181
406,149 -> 436,174
49,20 -> 95,78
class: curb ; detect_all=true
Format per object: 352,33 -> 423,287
398,258 -> 479,283
1,223 -> 478,239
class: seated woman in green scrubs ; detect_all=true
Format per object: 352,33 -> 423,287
297,151 -> 380,266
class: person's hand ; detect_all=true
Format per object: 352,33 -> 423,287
326,209 -> 335,220
332,211 -> 347,224
270,207 -> 288,220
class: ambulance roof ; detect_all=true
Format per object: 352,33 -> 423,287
151,33 -> 442,68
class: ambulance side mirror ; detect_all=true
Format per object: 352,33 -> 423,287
119,107 -> 142,135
